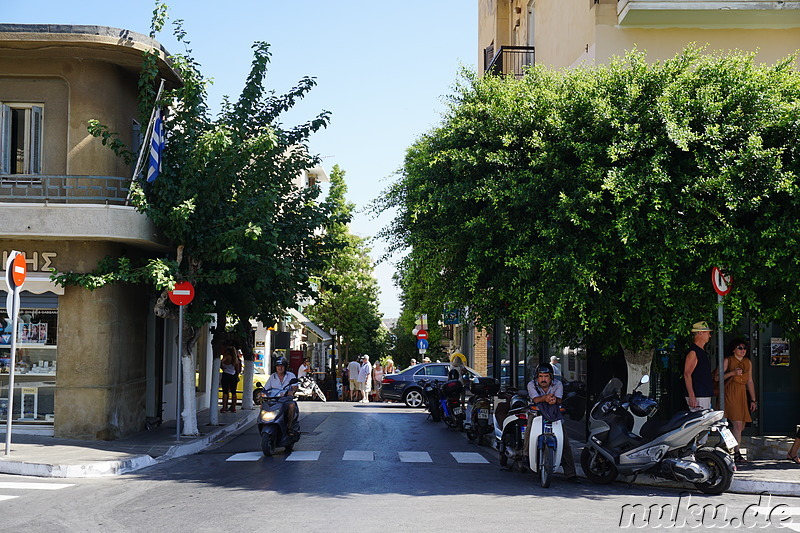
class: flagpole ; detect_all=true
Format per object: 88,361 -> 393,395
127,78 -> 165,202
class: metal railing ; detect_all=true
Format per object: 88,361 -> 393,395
485,46 -> 536,78
0,175 -> 132,205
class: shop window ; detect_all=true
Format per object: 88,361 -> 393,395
0,103 -> 43,176
0,308 -> 58,423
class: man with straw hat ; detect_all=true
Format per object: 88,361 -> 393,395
684,321 -> 714,412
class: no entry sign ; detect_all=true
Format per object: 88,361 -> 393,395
168,281 -> 195,306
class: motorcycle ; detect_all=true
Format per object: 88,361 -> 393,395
581,375 -> 736,495
440,379 -> 465,430
495,386 -> 529,469
295,374 -> 327,402
255,378 -> 301,456
420,378 -> 443,422
465,377 -> 500,446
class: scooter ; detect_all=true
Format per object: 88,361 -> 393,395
581,375 -> 736,494
255,378 -> 301,456
295,374 -> 327,402
465,377 -> 500,446
527,403 -> 565,488
495,387 -> 529,468
420,378 -> 443,422
440,379 -> 465,430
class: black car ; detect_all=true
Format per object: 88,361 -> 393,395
379,362 -> 479,407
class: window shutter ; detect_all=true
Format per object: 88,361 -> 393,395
30,106 -> 43,174
0,105 -> 10,175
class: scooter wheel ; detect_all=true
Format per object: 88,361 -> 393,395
261,432 -> 275,457
580,446 -> 617,484
693,448 -> 733,495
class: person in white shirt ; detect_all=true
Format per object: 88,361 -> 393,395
348,357 -> 361,401
550,356 -> 563,381
357,355 -> 372,403
298,358 -> 311,379
265,356 -> 299,431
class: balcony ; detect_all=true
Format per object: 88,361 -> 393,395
618,1 -> 800,28
485,46 -> 536,78
0,175 -> 169,250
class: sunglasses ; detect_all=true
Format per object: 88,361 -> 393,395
735,345 -> 747,350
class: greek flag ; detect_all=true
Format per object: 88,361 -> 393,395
146,109 -> 164,183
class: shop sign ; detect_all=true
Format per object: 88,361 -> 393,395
1,251 -> 57,272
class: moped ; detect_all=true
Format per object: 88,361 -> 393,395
255,378 -> 300,456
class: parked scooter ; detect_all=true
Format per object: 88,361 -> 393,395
255,378 -> 301,456
495,386 -> 529,468
465,377 -> 500,446
440,379 -> 465,430
561,379 -> 587,421
526,403 -> 565,488
420,378 -> 443,422
581,375 -> 736,494
295,375 -> 327,402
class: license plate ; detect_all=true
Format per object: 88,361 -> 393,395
477,410 -> 489,419
719,427 -> 738,450
453,407 -> 463,415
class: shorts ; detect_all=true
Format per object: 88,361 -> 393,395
221,373 -> 239,394
349,379 -> 358,391
356,381 -> 367,392
685,397 -> 711,412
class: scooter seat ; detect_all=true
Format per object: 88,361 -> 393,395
640,410 -> 707,441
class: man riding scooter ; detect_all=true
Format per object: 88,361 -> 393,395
265,357 -> 299,435
525,363 -> 580,484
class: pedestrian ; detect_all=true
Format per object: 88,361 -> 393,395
786,427 -> 800,465
550,355 -> 562,381
422,356 -> 431,363
715,338 -> 756,463
358,354 -> 371,403
340,364 -> 349,401
683,321 -> 714,412
347,357 -> 360,402
220,346 -> 242,413
409,358 -> 418,368
384,358 -> 395,375
298,358 -> 311,379
372,361 -> 384,402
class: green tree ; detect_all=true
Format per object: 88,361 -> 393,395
380,47 -> 800,391
306,165 -> 387,368
54,7 -> 335,432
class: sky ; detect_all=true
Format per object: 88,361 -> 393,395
4,1 -> 478,319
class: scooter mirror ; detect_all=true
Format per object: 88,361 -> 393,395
640,375 -> 650,385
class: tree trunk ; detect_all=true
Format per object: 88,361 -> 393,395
181,323 -> 200,436
622,346 -> 653,437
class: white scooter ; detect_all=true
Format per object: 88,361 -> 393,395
295,375 -> 327,402
527,403 -> 565,488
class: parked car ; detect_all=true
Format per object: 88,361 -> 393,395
218,366 -> 267,403
380,362 -> 480,407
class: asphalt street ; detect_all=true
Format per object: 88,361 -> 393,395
1,401 -> 799,533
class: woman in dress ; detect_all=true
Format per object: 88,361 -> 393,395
715,338 -> 757,463
372,361 -> 384,402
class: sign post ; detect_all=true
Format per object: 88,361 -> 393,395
4,251 -> 26,455
712,267 -> 732,412
168,281 -> 195,442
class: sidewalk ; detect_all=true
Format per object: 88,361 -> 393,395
0,407 -> 257,478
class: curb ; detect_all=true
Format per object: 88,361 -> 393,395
0,410 -> 258,478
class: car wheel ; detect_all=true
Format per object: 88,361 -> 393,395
403,389 -> 425,408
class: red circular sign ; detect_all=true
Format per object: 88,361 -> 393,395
11,253 -> 26,287
168,281 -> 195,306
416,329 -> 428,340
711,267 -> 732,297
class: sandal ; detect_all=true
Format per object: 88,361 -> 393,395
787,455 -> 800,464
734,452 -> 748,464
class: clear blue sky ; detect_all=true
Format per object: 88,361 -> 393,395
5,1 -> 478,318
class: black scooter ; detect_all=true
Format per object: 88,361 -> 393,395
255,378 -> 300,456
465,377 -> 500,445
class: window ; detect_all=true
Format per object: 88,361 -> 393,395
0,103 -> 43,175
424,365 -> 449,377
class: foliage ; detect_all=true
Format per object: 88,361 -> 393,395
305,165 -> 387,358
379,47 -> 800,357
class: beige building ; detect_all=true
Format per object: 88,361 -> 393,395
480,0 -> 800,74
0,24 -> 188,440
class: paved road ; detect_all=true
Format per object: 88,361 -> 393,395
1,402 -> 799,532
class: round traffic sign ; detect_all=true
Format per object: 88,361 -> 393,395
711,267 -> 732,297
168,281 -> 195,306
11,253 -> 26,287
416,329 -> 428,340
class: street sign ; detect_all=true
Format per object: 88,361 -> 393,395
711,267 -> 732,296
168,281 -> 195,306
417,329 -> 428,340
11,254 -> 25,288
417,339 -> 429,350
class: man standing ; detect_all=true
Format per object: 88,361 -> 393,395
550,355 -> 562,381
684,321 -> 714,412
358,355 -> 371,403
347,357 -> 360,402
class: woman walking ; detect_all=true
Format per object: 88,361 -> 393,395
220,346 -> 242,413
715,338 -> 756,463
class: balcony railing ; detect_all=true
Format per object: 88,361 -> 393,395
618,1 -> 800,27
0,175 -> 132,205
485,46 -> 536,78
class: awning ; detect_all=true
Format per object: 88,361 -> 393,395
0,272 -> 64,295
287,308 -> 332,343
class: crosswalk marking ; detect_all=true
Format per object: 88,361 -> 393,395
0,482 -> 74,490
0,495 -> 17,501
343,450 -> 374,461
451,452 -> 489,464
226,452 -> 263,462
398,451 -> 432,463
285,451 -> 321,461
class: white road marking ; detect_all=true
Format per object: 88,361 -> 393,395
343,450 -> 374,461
450,452 -> 489,464
398,451 -> 432,463
0,495 -> 18,501
226,452 -> 263,462
0,482 -> 74,490
285,451 -> 321,461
